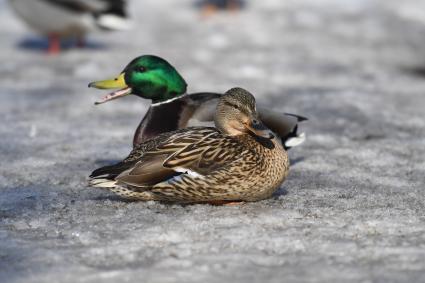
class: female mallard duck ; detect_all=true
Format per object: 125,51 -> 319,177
9,0 -> 130,53
89,55 -> 307,150
89,87 -> 289,203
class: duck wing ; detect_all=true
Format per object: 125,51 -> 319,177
181,92 -> 221,127
163,131 -> 239,172
90,127 -> 196,178
133,92 -> 221,146
113,154 -> 178,187
115,128 -> 241,188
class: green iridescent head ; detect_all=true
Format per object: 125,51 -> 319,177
89,55 -> 188,104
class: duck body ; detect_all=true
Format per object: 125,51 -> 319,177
9,0 -> 129,52
90,88 -> 289,203
91,127 -> 288,203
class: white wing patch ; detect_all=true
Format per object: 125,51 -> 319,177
173,167 -> 204,178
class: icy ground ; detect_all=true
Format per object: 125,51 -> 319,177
1,0 -> 425,282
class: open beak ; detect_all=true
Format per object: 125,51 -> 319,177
245,117 -> 275,139
88,73 -> 132,105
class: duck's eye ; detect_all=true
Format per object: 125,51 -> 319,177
225,102 -> 239,109
136,66 -> 147,73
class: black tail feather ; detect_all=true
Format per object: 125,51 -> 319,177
284,113 -> 308,122
90,161 -> 134,179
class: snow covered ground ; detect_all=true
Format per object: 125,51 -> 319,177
0,0 -> 424,282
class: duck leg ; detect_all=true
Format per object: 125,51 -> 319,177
47,34 -> 61,54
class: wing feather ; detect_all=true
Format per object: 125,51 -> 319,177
163,131 -> 242,174
113,128 -> 223,187
116,155 -> 177,187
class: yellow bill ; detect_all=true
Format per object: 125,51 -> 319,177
88,73 -> 132,105
88,73 -> 127,89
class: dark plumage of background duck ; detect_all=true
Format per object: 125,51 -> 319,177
8,0 -> 130,53
89,55 -> 307,151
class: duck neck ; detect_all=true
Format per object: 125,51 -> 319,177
133,99 -> 186,147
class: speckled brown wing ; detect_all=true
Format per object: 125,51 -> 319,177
113,154 -> 176,188
163,131 -> 246,174
90,127 -> 212,179
115,127 -> 244,188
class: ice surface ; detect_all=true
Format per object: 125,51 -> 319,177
0,0 -> 424,282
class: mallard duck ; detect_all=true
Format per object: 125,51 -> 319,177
88,55 -> 307,150
89,87 -> 289,203
9,0 -> 130,53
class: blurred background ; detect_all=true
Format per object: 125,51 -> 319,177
1,0 -> 424,144
1,0 -> 425,282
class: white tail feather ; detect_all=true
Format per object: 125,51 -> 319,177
89,178 -> 117,188
285,132 -> 306,148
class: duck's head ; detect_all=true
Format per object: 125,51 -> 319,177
88,55 -> 187,104
215,87 -> 274,139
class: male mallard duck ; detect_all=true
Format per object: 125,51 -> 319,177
89,55 -> 307,150
89,87 -> 289,203
9,0 -> 130,53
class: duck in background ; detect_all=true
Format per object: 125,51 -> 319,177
89,88 -> 290,204
8,0 -> 130,54
198,0 -> 245,17
88,55 -> 307,150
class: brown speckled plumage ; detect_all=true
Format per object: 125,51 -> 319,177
89,88 -> 289,203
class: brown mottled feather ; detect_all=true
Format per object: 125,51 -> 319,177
115,155 -> 176,187
91,127 -> 288,203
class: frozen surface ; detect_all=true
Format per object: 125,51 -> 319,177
1,0 -> 425,282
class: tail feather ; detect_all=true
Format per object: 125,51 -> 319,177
280,114 -> 308,150
284,113 -> 308,122
89,160 -> 154,200
90,161 -> 135,179
284,132 -> 306,149
88,177 -> 154,201
89,178 -> 117,188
